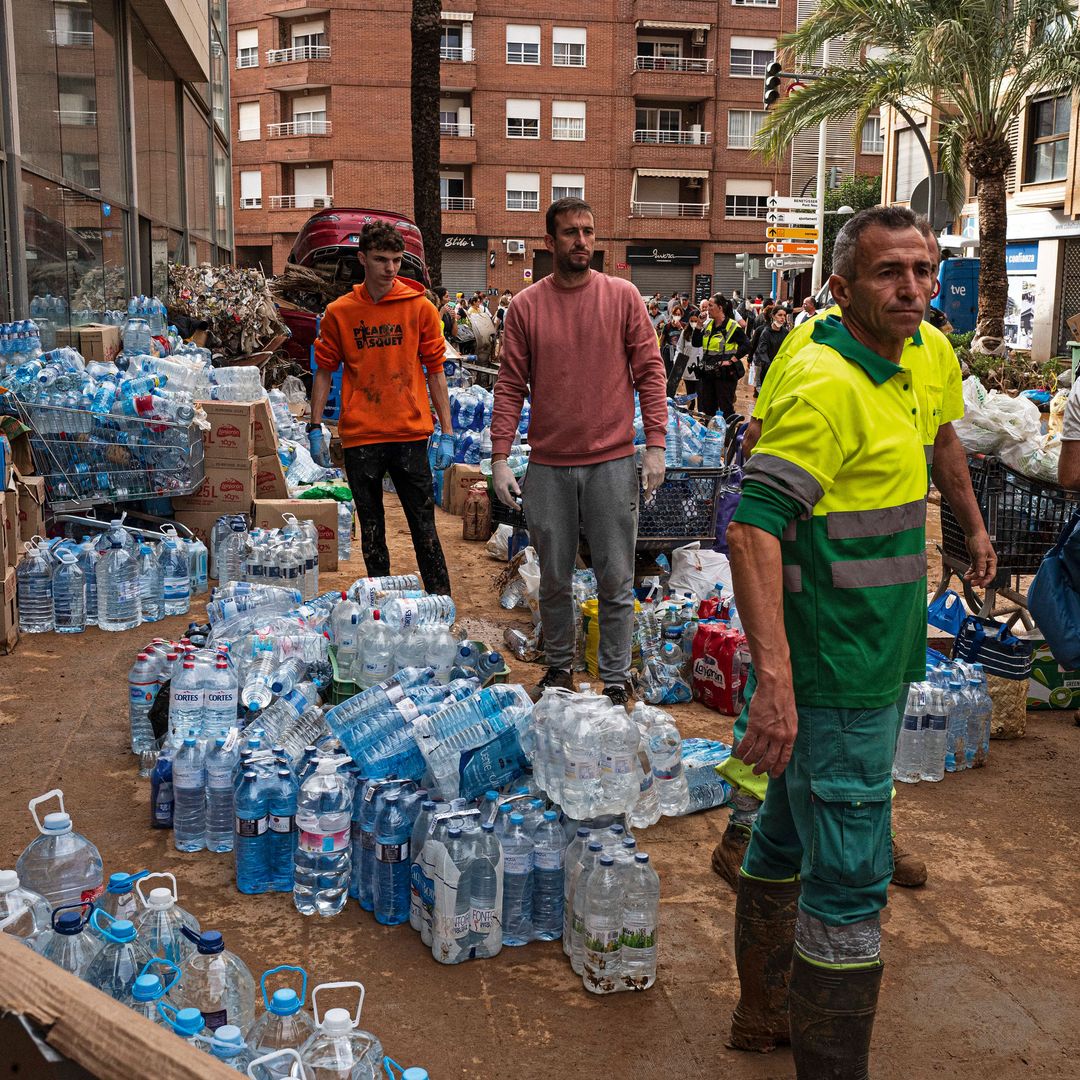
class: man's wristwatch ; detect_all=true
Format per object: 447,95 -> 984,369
307,421 -> 321,432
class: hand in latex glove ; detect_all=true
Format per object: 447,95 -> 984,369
642,446 -> 666,499
433,432 -> 456,470
492,459 -> 522,508
307,424 -> 331,468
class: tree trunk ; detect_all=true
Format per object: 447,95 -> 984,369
410,0 -> 442,287
965,136 -> 1010,354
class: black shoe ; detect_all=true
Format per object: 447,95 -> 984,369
529,666 -> 573,701
603,684 -> 631,706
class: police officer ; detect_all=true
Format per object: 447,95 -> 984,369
698,295 -> 749,419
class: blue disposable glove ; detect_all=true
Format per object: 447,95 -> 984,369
434,432 -> 455,470
307,423 -> 331,468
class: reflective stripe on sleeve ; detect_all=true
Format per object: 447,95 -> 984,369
825,498 -> 927,540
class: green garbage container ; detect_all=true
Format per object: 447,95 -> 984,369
1069,341 -> 1080,380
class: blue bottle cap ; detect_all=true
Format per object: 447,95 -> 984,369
173,1007 -> 204,1035
543,810 -> 558,821
131,974 -> 163,1002
110,919 -> 136,942
484,790 -> 499,801
196,930 -> 224,954
481,823 -> 495,833
509,812 -> 524,825
269,988 -> 300,1015
588,841 -> 603,852
55,910 -> 83,934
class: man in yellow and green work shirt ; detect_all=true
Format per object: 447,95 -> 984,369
714,220 -> 997,891
721,207 -> 995,1077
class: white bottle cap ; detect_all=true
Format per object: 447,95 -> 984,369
0,870 -> 19,893
43,812 -> 72,834
321,1008 -> 353,1035
146,887 -> 174,910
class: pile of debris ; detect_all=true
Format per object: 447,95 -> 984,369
269,264 -> 352,314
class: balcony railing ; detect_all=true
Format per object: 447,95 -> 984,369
239,197 -> 262,209
440,121 -> 475,137
49,29 -> 95,47
56,110 -> 97,127
440,46 -> 476,62
633,56 -> 713,73
236,53 -> 259,69
631,201 -> 710,218
238,128 -> 260,141
269,194 -> 333,209
268,120 -> 332,137
267,44 -> 330,64
633,129 -> 712,145
441,196 -> 476,210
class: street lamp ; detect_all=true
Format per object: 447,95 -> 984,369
824,205 -> 856,216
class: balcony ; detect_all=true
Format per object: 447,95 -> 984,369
440,121 -> 475,137
48,30 -> 94,47
633,129 -> 712,145
631,201 -> 710,218
440,46 -> 476,62
56,110 -> 98,127
239,197 -> 263,209
441,196 -> 476,211
634,56 -> 712,73
269,194 -> 333,209
267,45 -> 330,64
236,54 -> 258,69
268,119 -> 332,137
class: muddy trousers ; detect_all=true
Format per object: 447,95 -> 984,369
343,439 -> 451,596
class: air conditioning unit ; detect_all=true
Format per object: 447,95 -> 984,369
311,197 -> 330,209
690,124 -> 703,145
691,28 -> 705,46
505,239 -> 526,254
686,177 -> 702,189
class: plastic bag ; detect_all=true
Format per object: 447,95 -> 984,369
486,523 -> 514,560
954,377 -> 1042,454
1000,433 -> 1061,485
668,542 -> 733,599
518,555 -> 541,624
953,376 -> 1000,453
1048,389 -> 1070,438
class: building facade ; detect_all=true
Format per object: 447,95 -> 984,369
229,0 -> 882,300
0,0 -> 231,321
883,91 -> 1080,361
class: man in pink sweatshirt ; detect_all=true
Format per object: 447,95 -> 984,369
490,198 -> 668,703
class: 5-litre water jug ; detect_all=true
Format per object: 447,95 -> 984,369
0,869 -> 51,946
16,790 -> 103,909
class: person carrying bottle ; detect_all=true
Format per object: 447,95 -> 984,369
489,197 -> 668,707
697,295 -> 750,420
310,221 -> 455,595
719,207 -> 991,1077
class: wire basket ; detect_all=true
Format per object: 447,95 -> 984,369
14,400 -> 206,511
638,466 -> 729,543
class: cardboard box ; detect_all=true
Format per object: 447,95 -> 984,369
14,473 -> 46,546
172,458 -> 257,513
2,487 -> 16,566
0,488 -> 11,573
252,398 -> 278,458
255,453 -> 289,499
196,401 -> 257,462
0,566 -> 16,654
1066,312 -> 1080,341
76,323 -> 122,364
0,415 -> 33,477
442,463 -> 485,516
253,497 -> 338,570
173,510 -> 227,548
1026,636 -> 1080,709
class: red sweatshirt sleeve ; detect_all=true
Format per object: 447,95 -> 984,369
418,297 -> 445,374
490,302 -> 528,458
625,290 -> 669,449
313,308 -> 343,372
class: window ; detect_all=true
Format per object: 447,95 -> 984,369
440,24 -> 473,61
238,101 -> 260,141
240,171 -> 262,209
1025,95 -> 1070,184
635,107 -> 684,140
293,166 -> 329,208
552,173 -> 584,201
725,179 -> 771,219
506,98 -> 540,139
552,100 -> 586,140
733,0 -> 777,5
728,109 -> 767,149
53,3 -> 94,46
638,39 -> 682,60
291,20 -> 326,50
730,36 -> 775,77
860,116 -> 884,154
292,94 -> 327,133
894,125 -> 928,201
553,27 -> 586,67
236,29 -> 258,68
506,171 -> 540,210
507,24 -> 540,65
440,97 -> 471,135
441,173 -> 465,203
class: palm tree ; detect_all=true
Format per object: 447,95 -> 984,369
754,0 -> 1080,353
411,0 -> 442,287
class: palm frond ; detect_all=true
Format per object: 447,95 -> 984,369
935,118 -> 970,218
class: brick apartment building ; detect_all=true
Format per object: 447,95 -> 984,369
229,0 -> 882,301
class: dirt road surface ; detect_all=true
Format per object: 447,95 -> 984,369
2,496 -> 1078,1079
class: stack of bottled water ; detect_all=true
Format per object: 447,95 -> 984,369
217,518 -> 320,602
637,396 -> 723,469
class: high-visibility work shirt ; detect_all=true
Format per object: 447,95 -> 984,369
701,318 -> 740,359
733,315 -> 931,709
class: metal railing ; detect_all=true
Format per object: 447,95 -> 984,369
633,128 -> 712,145
268,119 -> 332,137
633,55 -> 713,73
56,110 -> 97,127
239,197 -> 262,209
49,29 -> 95,47
236,53 -> 259,69
267,44 -> 330,64
630,201 -> 710,218
269,194 -> 333,209
440,46 -> 476,62
441,196 -> 476,210
238,128 -> 260,141
440,121 -> 475,137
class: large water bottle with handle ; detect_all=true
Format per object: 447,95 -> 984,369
0,869 -> 51,947
133,872 -> 201,964
16,789 -> 103,909
247,965 -> 317,1068
37,903 -> 102,976
299,982 -> 384,1080
129,958 -> 181,1027
83,908 -> 154,1002
384,1058 -> 430,1080
94,870 -> 149,935
16,540 -> 54,633
175,926 -> 256,1035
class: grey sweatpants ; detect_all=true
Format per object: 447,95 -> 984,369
521,455 -> 639,687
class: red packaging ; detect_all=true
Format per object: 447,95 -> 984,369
692,621 -> 747,715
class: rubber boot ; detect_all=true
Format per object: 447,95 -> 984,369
890,837 -> 927,888
711,821 -> 751,891
728,876 -> 801,1052
788,952 -> 883,1080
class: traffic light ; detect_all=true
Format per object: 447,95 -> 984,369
735,253 -> 750,272
749,258 -> 760,279
763,61 -> 783,109
827,166 -> 841,190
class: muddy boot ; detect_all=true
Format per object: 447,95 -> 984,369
728,876 -> 800,1052
712,793 -> 761,891
788,953 -> 883,1080
890,837 -> 927,888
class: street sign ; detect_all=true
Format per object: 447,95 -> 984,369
765,241 -> 819,255
766,211 -> 817,227
523,268 -> 533,281
766,256 -> 814,270
767,196 -> 818,211
766,226 -> 819,241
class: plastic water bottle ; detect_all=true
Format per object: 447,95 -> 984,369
157,1003 -> 207,1046
338,501 -> 353,562
467,821 -> 503,959
271,657 -> 308,697
97,540 -> 141,631
151,748 -> 175,829
425,626 -> 459,684
135,544 -> 163,622
562,697 -> 604,819
37,905 -> 102,976
187,536 -> 209,596
52,552 -> 85,633
175,927 -> 256,1035
209,1025 -> 258,1073
83,909 -> 153,1001
77,539 -> 99,626
16,790 -> 103,909
235,770 -> 270,894
159,538 -> 191,616
133,875 -> 200,965
294,757 -> 353,917
582,854 -> 625,994
944,679 -> 967,772
570,842 -> 604,974
601,706 -> 641,814
219,521 -> 249,587
380,595 -> 457,630
204,660 -> 240,741
300,983 -> 383,1080
0,870 -> 51,946
921,687 -> 948,782
248,966 -> 316,1065
127,653 -> 158,755
129,963 -> 179,1027
269,766 -> 299,892
893,684 -> 926,784
619,851 -> 660,990
243,644 -> 277,712
664,411 -> 681,468
173,738 -> 206,852
16,542 -> 54,633
970,666 -> 993,767
562,828 -> 591,955
645,709 -> 691,814
531,811 -> 565,941
203,737 -> 236,853
501,813 -> 534,946
374,793 -> 413,926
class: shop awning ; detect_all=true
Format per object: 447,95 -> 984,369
636,168 -> 709,179
636,20 -> 712,31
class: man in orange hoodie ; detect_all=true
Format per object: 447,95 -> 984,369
311,221 -> 455,594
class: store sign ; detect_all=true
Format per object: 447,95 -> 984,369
694,274 -> 712,303
627,245 -> 700,264
1005,242 -> 1039,274
1006,209 -> 1080,241
443,234 -> 488,250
